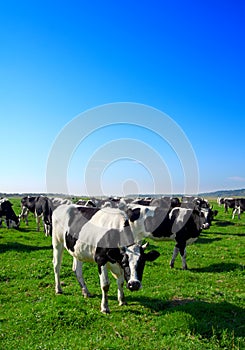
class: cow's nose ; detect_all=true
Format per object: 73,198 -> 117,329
202,223 -> 210,229
127,280 -> 141,291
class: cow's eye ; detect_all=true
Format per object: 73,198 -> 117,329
121,255 -> 129,267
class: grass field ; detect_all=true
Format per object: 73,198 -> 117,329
0,198 -> 244,349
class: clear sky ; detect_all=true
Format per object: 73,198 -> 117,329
0,0 -> 244,196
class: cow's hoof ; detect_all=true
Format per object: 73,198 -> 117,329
56,290 -> 63,295
101,308 -> 110,314
119,301 -> 127,306
82,291 -> 92,298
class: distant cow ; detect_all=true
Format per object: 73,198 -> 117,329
0,198 -> 19,228
150,197 -> 181,209
122,203 -> 210,270
76,199 -> 97,207
19,196 -> 53,235
52,204 -> 160,313
49,197 -> 72,209
222,198 -> 236,213
232,198 -> 245,219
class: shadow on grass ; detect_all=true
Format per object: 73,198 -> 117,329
190,262 -> 243,273
0,242 -> 52,253
121,295 -> 245,338
214,220 -> 235,227
196,236 -> 222,244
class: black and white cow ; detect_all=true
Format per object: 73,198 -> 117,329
222,198 -> 236,213
121,203 -> 210,270
181,196 -> 217,227
232,198 -> 245,219
0,198 -> 19,228
19,196 -> 53,235
52,204 -> 160,313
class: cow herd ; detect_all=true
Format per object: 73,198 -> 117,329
0,194 -> 244,313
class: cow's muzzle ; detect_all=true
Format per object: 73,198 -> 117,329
202,223 -> 210,229
127,280 -> 141,292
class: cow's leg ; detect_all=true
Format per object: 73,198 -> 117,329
237,206 -> 241,220
72,258 -> 91,298
232,207 -> 238,219
109,263 -> 126,306
36,214 -> 41,232
170,246 -> 179,268
180,247 -> 187,270
52,242 -> 64,294
99,265 -> 110,314
116,274 -> 126,306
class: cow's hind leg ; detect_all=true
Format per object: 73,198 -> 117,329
170,246 -> 179,268
72,258 -> 91,298
53,242 -> 64,294
99,265 -> 110,314
179,246 -> 188,270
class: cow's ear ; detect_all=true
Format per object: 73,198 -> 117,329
106,249 -> 123,263
144,250 -> 160,262
127,208 -> 141,222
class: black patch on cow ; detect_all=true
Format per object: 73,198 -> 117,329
67,207 -> 99,236
95,247 -> 123,274
146,208 -> 172,238
127,208 -> 141,222
76,206 -> 100,220
124,219 -> 129,227
65,231 -> 78,252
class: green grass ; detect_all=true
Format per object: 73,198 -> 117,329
0,199 -> 244,349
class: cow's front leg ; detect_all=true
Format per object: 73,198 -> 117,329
117,274 -> 126,306
72,258 -> 91,297
110,263 -> 126,306
99,265 -> 110,314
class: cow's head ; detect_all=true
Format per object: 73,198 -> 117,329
104,243 -> 160,291
200,207 -> 214,229
120,243 -> 160,291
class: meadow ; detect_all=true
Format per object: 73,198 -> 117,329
0,198 -> 244,349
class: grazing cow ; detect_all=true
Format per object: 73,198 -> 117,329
232,198 -> 245,219
123,204 -> 210,270
0,198 -> 19,228
52,204 -> 160,313
20,196 -> 53,235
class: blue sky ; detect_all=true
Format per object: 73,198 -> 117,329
0,0 -> 244,196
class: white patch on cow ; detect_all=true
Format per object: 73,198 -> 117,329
170,207 -> 192,234
126,204 -> 156,241
125,245 -> 141,286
